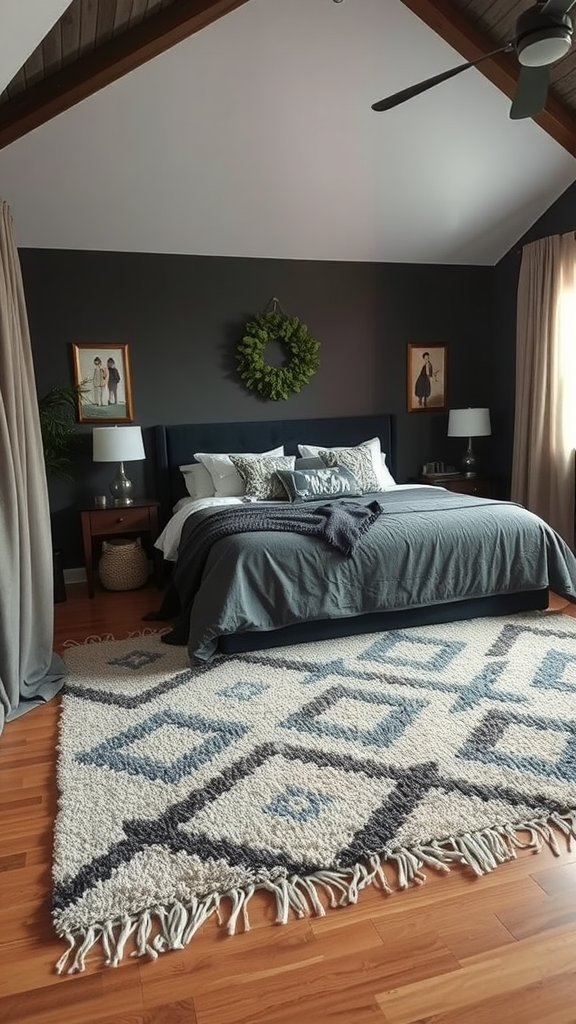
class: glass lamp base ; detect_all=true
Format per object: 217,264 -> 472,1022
461,438 -> 477,478
108,462 -> 135,505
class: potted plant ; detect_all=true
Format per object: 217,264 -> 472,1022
38,383 -> 86,601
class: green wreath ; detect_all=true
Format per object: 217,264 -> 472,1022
237,310 -> 320,401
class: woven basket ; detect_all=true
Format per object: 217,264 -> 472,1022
98,537 -> 149,592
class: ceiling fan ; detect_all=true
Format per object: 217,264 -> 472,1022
372,0 -> 576,120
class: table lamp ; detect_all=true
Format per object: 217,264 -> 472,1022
447,408 -> 491,478
92,426 -> 145,505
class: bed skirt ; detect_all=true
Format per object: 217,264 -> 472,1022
218,589 -> 549,655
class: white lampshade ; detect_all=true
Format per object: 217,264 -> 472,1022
93,426 -> 145,463
447,408 -> 491,438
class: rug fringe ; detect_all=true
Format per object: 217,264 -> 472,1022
62,628 -> 170,648
54,808 -> 576,974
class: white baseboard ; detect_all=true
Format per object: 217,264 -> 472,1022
64,567 -> 87,584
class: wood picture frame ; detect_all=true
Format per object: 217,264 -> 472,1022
406,344 -> 447,412
71,342 -> 134,423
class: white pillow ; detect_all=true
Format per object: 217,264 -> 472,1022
194,446 -> 284,497
179,462 -> 216,500
298,437 -> 396,490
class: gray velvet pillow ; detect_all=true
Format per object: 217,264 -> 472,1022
276,465 -> 362,503
294,456 -> 326,471
229,454 -> 296,500
319,445 -> 380,494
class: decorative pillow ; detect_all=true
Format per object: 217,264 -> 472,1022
179,462 -> 216,500
319,445 -> 381,494
378,451 -> 396,488
294,456 -> 326,471
298,437 -> 396,489
277,465 -> 362,503
229,454 -> 296,501
194,446 -> 284,498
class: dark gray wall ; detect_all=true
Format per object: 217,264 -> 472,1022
493,179 -> 576,484
21,249 -> 496,566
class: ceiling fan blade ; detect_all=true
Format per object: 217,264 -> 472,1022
540,0 -> 576,18
371,46 -> 510,113
509,64 -> 549,119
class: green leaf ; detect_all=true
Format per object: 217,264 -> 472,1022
237,309 -> 320,400
37,381 -> 89,480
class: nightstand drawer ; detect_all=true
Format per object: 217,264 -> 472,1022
452,479 -> 490,496
89,508 -> 151,535
80,499 -> 161,598
414,475 -> 497,499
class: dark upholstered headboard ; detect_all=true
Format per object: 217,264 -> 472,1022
152,414 -> 396,523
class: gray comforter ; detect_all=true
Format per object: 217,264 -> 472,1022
158,488 -> 576,662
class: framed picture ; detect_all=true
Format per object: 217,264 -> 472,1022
406,344 -> 447,412
71,343 -> 134,423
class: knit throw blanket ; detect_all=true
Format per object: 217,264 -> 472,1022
181,499 -> 384,557
144,500 -> 383,644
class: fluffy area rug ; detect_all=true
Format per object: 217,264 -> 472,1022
54,613 -> 576,973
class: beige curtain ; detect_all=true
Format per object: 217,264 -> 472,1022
0,199 -> 65,732
511,232 -> 576,549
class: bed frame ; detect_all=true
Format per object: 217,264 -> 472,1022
152,414 -> 548,654
153,414 -> 397,520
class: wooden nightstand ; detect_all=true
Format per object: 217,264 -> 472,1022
414,475 -> 498,498
79,499 -> 161,598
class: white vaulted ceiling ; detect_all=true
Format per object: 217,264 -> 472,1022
0,0 -> 574,265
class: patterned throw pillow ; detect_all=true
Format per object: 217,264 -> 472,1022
229,454 -> 296,501
318,445 -> 380,494
298,438 -> 396,489
276,466 -> 362,503
194,446 -> 283,498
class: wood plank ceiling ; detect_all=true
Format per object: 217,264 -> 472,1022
399,0 -> 576,156
1,1 -> 172,102
451,0 -> 576,108
1,0 -> 576,154
0,0 -> 251,149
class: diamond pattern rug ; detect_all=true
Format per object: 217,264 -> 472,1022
54,613 -> 576,973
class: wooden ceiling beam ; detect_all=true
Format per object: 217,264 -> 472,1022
398,0 -> 576,158
0,0 -> 251,151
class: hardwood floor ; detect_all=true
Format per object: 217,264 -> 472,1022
1,584 -> 575,1024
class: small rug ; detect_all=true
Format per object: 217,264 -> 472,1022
54,614 -> 576,973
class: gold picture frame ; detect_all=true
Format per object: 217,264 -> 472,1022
406,344 -> 447,412
71,343 -> 134,423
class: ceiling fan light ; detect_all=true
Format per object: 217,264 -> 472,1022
517,26 -> 572,66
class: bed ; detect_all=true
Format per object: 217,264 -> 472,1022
150,414 -> 576,662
